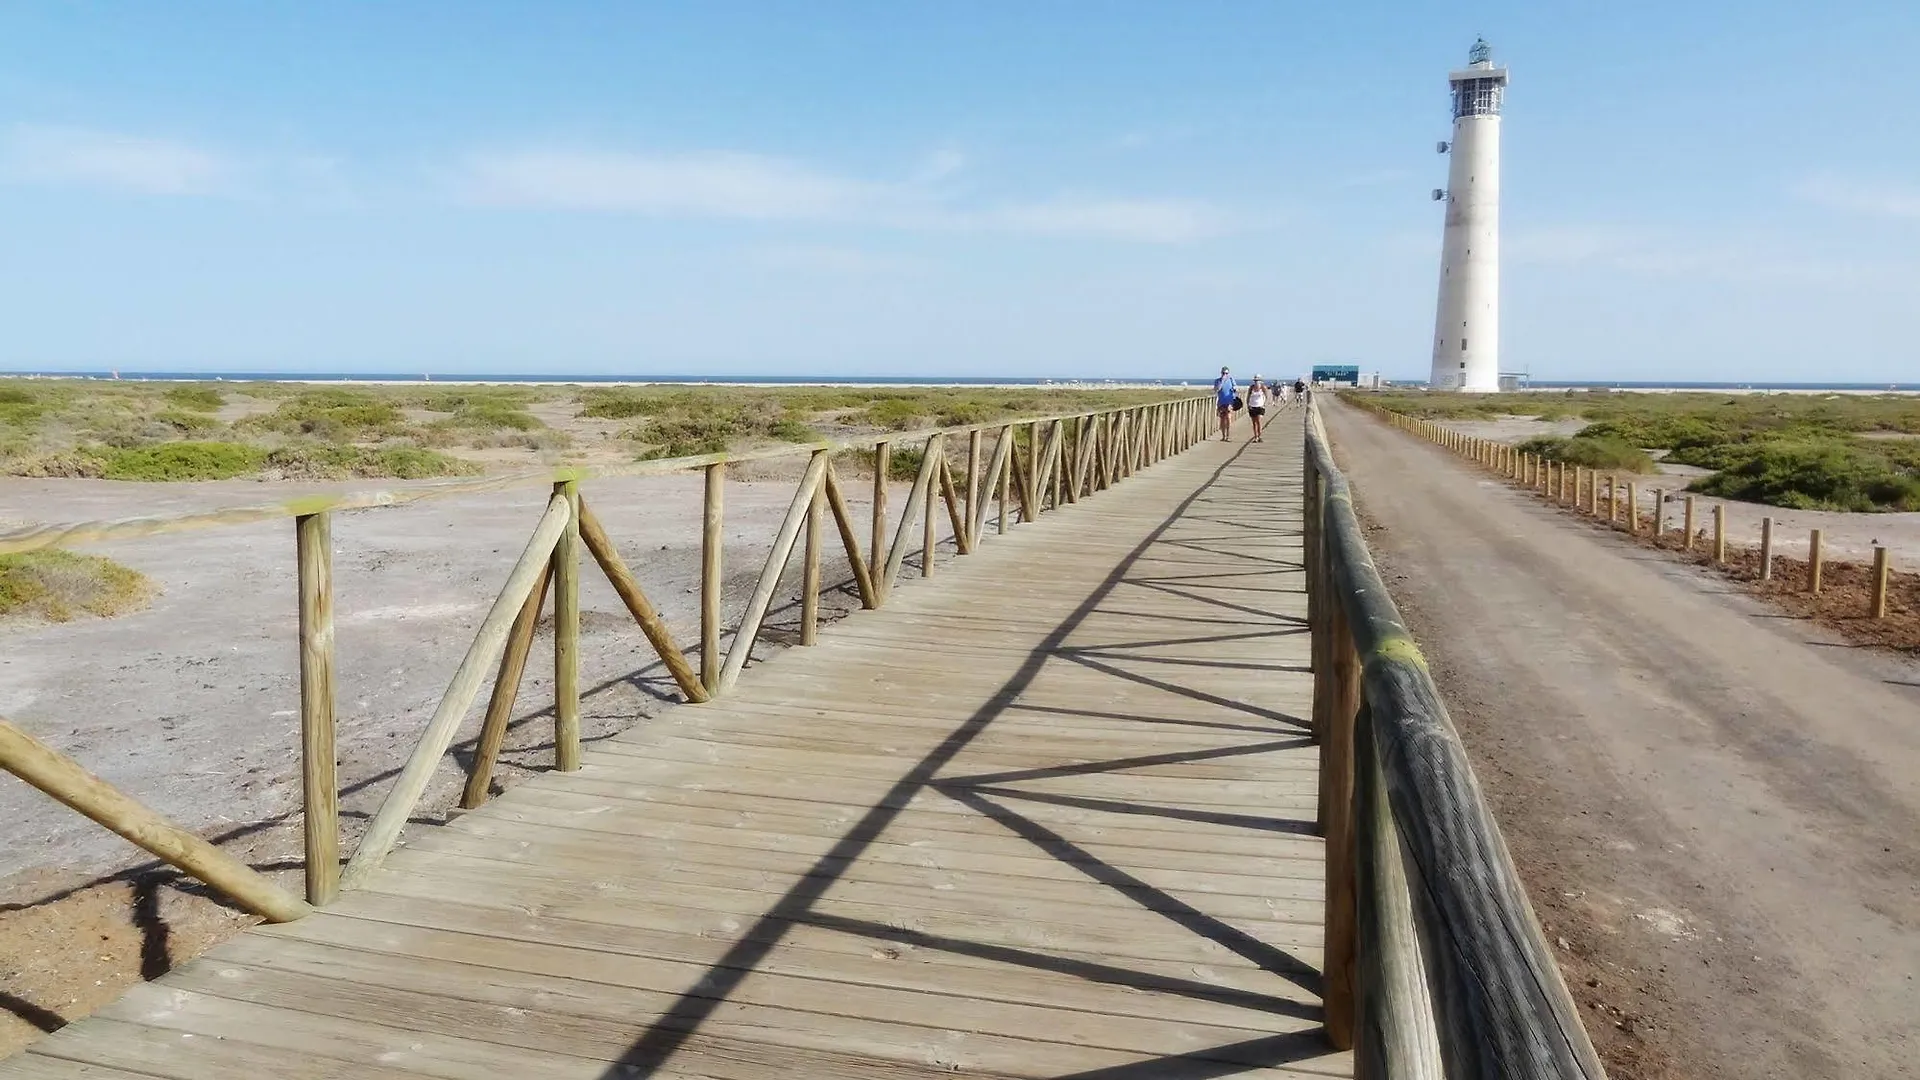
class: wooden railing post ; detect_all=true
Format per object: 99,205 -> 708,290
966,429 -> 982,545
1872,546 -> 1891,618
1809,528 -> 1825,594
1760,516 -> 1775,581
295,511 -> 338,906
1713,503 -> 1726,564
802,463 -> 824,645
1684,495 -> 1697,550
997,426 -> 1012,534
552,479 -> 582,771
870,441 -> 890,583
702,463 -> 725,691
1321,580 -> 1361,1051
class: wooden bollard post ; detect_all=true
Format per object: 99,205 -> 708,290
295,512 -> 338,906
1684,495 -> 1697,550
1628,483 -> 1639,533
552,478 -> 582,771
1871,546 -> 1891,618
1759,517 -> 1775,581
1601,475 -> 1613,522
1809,529 -> 1824,594
1713,504 -> 1726,564
1653,490 -> 1665,539
1574,466 -> 1585,511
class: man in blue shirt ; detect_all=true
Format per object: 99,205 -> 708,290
1214,366 -> 1238,441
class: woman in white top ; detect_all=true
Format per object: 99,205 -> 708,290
1246,377 -> 1270,443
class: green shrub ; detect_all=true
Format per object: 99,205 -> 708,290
1688,438 -> 1920,512
1516,435 -> 1657,473
162,385 -> 224,411
864,398 -> 926,430
0,387 -> 44,428
98,441 -> 266,481
455,402 -> 542,431
580,389 -> 679,419
154,409 -> 224,436
884,445 -> 927,481
0,550 -> 156,621
634,414 -> 742,458
768,418 -> 819,443
262,444 -> 479,480
243,391 -> 403,441
937,401 -> 994,427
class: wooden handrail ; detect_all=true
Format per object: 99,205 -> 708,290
1303,401 -> 1606,1079
4,395 -> 1209,930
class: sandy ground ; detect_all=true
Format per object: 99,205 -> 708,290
1325,401 -> 1920,1079
0,463 -> 956,1052
1437,416 -> 1920,564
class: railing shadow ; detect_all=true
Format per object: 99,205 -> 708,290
591,436 -> 1334,1078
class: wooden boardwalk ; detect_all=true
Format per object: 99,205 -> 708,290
7,415 -> 1349,1079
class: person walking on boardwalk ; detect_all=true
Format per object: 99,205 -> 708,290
1214,366 -> 1239,441
1246,377 -> 1270,443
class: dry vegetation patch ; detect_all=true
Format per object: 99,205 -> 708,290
0,550 -> 156,623
0,380 -> 1181,483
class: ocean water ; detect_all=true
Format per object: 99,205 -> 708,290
3,371 -> 1915,392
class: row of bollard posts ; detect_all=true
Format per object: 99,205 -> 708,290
1372,407 -> 1897,620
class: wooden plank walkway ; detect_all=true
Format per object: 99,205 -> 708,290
7,412 -> 1350,1080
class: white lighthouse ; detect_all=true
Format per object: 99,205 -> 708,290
1428,38 -> 1508,392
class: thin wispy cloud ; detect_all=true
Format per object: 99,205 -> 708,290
1,124 -> 229,196
456,146 -> 1251,243
1507,223 -> 1908,288
1795,173 -> 1920,221
978,196 -> 1234,243
461,149 -> 905,220
745,244 -> 927,274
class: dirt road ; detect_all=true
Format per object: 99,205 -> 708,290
1322,401 -> 1920,1080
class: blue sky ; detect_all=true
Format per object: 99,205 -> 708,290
2,2 -> 1916,382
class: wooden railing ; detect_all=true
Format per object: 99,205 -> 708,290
0,395 -> 1212,922
1303,402 -> 1607,1078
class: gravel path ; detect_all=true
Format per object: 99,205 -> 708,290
1324,400 -> 1920,1080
